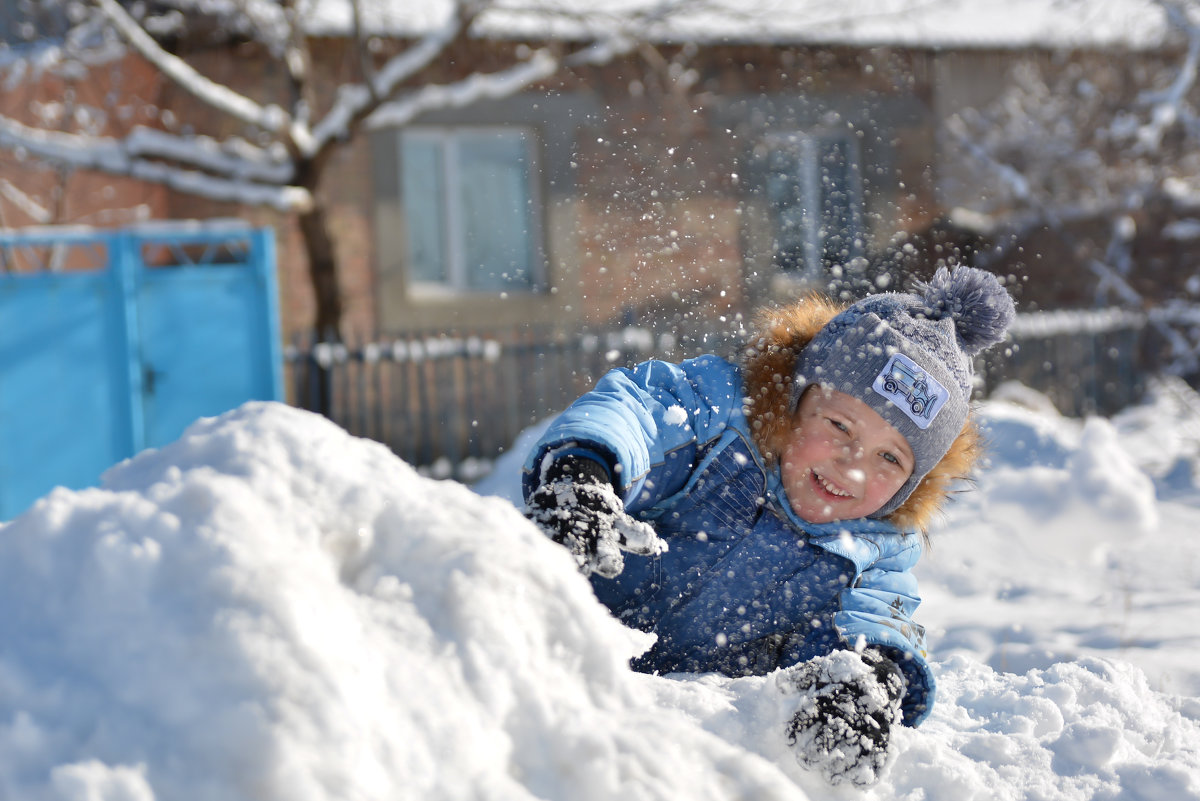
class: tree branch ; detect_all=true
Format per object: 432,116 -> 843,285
308,3 -> 473,155
0,113 -> 309,211
360,34 -> 634,135
1135,1 -> 1200,149
362,48 -> 562,131
90,0 -> 294,136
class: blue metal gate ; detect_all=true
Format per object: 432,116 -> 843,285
0,222 -> 282,519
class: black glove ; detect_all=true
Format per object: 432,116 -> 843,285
524,454 -> 665,578
782,649 -> 906,786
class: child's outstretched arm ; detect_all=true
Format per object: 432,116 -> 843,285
770,536 -> 934,738
830,542 -> 936,728
522,355 -> 743,515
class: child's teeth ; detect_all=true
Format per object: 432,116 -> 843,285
818,474 -> 851,497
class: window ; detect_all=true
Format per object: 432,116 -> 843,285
400,127 -> 543,294
0,1 -> 70,45
765,131 -> 864,281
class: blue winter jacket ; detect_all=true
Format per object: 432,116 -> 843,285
523,354 -> 936,726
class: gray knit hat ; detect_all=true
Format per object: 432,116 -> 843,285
792,266 -> 1016,517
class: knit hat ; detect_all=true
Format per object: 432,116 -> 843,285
792,266 -> 1016,517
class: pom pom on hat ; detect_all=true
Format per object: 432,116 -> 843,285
915,266 -> 1016,356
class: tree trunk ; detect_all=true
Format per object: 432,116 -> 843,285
298,200 -> 343,339
297,198 -> 342,416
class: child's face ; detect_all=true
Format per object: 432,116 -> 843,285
780,385 -> 915,523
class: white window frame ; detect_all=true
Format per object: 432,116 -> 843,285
764,129 -> 865,282
399,125 -> 546,297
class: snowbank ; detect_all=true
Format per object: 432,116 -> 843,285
1,382 -> 1198,800
0,404 -> 792,800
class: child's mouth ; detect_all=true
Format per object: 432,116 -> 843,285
811,470 -> 853,499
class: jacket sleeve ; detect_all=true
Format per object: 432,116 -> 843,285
522,355 -> 742,514
832,540 -> 937,727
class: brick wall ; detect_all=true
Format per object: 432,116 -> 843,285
0,53 -> 168,240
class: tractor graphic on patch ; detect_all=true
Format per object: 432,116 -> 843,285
872,353 -> 947,429
884,359 -> 937,418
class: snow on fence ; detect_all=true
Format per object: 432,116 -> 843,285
286,326 -> 687,480
289,307 -> 1200,477
977,307 -> 1149,418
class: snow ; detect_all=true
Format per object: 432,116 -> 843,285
305,0 -> 1177,51
2,378 -> 1200,800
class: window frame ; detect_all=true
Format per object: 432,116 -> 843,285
398,124 -> 547,298
763,128 -> 866,283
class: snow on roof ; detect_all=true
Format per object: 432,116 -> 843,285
304,0 -> 1175,51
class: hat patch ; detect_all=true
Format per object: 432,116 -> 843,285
872,353 -> 948,430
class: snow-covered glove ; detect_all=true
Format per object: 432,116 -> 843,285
782,649 -> 906,787
524,454 -> 665,579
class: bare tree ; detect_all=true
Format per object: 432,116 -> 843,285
936,0 -> 1200,376
942,2 -> 1200,296
0,0 -> 701,339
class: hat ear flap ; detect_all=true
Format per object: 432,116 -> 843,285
888,416 -> 982,537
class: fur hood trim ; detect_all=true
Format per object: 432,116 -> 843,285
740,293 -> 981,535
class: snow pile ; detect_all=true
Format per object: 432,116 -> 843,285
888,655 -> 1200,800
923,378 -> 1200,698
0,404 -> 794,800
1,381 -> 1200,800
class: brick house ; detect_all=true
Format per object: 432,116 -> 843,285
4,3 -> 1189,344
145,38 -> 944,347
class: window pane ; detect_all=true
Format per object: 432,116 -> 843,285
818,138 -> 858,269
401,136 -> 448,284
766,147 -> 810,274
456,131 -> 536,292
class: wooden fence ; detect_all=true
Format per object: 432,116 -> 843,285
975,308 -> 1149,417
287,326 -> 699,478
288,308 -> 1178,477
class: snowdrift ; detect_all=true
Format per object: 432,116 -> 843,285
1,389 -> 1198,800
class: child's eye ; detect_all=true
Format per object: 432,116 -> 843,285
881,451 -> 900,466
827,418 -> 850,434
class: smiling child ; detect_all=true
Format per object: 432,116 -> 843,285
522,266 -> 1015,784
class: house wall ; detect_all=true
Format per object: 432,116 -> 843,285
0,53 -> 167,243
136,39 -> 944,344
360,43 -> 941,342
11,35 -> 1195,346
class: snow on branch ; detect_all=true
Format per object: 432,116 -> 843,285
1136,1 -> 1200,149
0,113 -> 310,212
92,0 -> 294,137
943,114 -> 1034,203
315,1 -> 636,149
124,127 -> 294,184
311,7 -> 468,153
0,179 -> 52,224
362,47 -> 561,131
565,34 -> 637,67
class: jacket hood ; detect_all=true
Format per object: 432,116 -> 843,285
740,293 -> 981,535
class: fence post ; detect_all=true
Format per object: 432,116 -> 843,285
251,228 -> 285,401
109,230 -> 145,455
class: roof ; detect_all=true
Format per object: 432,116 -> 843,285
304,0 -> 1178,51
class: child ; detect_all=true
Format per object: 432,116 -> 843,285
522,266 -> 1015,784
